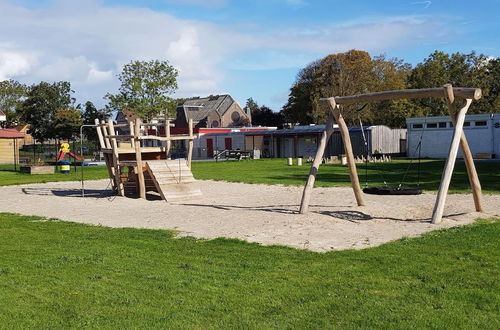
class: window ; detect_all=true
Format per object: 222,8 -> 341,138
427,123 -> 437,128
463,121 -> 471,127
211,120 -> 219,128
231,111 -> 241,122
412,124 -> 423,129
439,122 -> 447,128
475,121 -> 487,126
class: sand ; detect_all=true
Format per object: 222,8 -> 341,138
1,179 -> 498,252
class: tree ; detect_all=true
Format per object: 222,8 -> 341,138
81,101 -> 111,145
52,108 -> 83,141
245,98 -> 284,128
106,60 -> 179,120
0,80 -> 28,127
408,51 -> 491,116
19,81 -> 74,142
283,50 -> 411,126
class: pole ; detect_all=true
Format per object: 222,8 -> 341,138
80,124 -> 98,198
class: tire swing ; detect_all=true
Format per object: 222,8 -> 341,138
358,113 -> 423,196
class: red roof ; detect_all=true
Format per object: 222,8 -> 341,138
0,128 -> 25,139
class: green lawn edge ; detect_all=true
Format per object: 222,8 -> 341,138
0,212 -> 499,328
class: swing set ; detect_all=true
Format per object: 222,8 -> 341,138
299,84 -> 484,224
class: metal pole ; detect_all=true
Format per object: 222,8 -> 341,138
80,124 -> 98,198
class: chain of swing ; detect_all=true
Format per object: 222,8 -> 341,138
355,103 -> 428,193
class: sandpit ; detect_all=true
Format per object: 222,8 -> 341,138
1,179 -> 498,252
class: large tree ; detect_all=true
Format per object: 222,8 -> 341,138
19,81 -> 74,142
408,51 -> 492,116
0,80 -> 28,128
283,50 -> 411,127
106,60 -> 179,120
52,108 -> 83,141
81,101 -> 111,146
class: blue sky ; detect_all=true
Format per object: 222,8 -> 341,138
1,0 -> 499,111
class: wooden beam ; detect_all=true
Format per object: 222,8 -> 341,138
187,118 -> 194,168
299,114 -> 335,214
94,118 -> 105,149
328,100 -> 365,207
431,95 -> 473,224
138,135 -> 195,141
166,119 -> 171,160
100,120 -> 111,149
129,121 -> 136,148
320,87 -> 481,105
108,119 -> 124,196
134,119 -> 146,199
444,84 -> 483,212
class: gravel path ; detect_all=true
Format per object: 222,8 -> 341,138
1,179 -> 498,252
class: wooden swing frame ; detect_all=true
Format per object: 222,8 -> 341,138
299,84 -> 484,224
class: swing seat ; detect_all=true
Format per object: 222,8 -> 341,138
363,186 -> 422,195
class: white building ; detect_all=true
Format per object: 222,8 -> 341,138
406,113 -> 500,159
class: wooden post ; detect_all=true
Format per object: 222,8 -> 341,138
329,100 -> 365,207
187,118 -> 194,168
101,120 -> 111,149
108,119 -> 124,196
134,119 -> 146,199
431,95 -> 473,224
299,114 -> 335,214
443,84 -> 483,212
94,119 -> 105,149
129,121 -> 136,148
165,119 -> 171,160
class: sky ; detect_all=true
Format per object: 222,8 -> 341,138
1,0 -> 499,112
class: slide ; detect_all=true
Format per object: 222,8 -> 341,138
145,159 -> 202,202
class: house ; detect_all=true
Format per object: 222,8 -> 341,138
14,124 -> 33,146
175,94 -> 251,128
0,128 -> 24,164
406,113 -> 500,159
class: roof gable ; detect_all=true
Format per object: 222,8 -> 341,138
180,94 -> 235,122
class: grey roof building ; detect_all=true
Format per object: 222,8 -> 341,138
175,94 -> 251,128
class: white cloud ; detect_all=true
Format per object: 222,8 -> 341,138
0,44 -> 37,80
0,0 -> 449,107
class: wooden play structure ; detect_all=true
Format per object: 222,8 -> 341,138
300,84 -> 484,224
95,117 -> 202,202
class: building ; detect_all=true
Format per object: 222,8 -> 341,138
406,113 -> 500,159
0,128 -> 24,164
0,110 -> 6,123
175,94 -> 251,128
195,125 -> 406,159
14,124 -> 33,146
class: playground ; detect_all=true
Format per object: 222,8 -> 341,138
1,178 -> 499,251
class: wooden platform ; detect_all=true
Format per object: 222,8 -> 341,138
145,159 -> 202,202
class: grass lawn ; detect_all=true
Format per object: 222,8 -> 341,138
0,213 -> 498,328
0,164 -> 109,186
1,159 -> 499,194
192,158 -> 500,193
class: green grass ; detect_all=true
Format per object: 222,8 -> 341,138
1,159 -> 499,194
0,164 -> 109,186
0,213 -> 498,328
192,158 -> 500,193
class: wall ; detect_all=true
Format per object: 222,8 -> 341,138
407,114 -> 499,159
0,138 -> 21,164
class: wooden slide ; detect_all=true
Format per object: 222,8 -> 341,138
145,159 -> 202,202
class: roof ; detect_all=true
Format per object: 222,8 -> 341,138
0,128 -> 25,139
14,124 -> 29,132
244,125 -> 377,136
179,94 -> 235,122
117,109 -> 141,123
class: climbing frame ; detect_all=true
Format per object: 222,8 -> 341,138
95,117 -> 201,202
